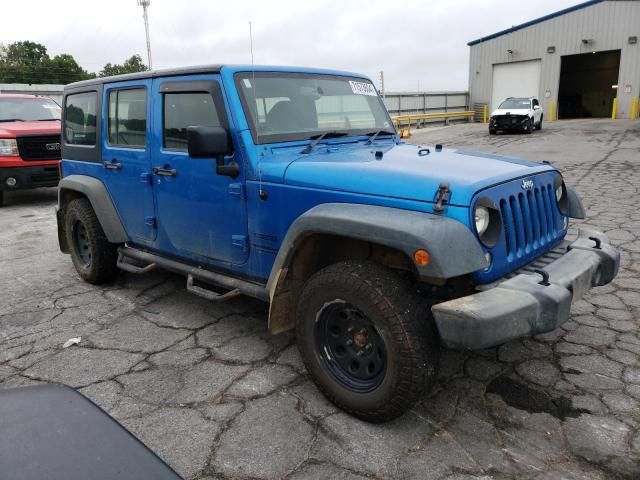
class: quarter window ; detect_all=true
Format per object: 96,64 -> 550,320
108,88 -> 147,147
64,92 -> 97,146
163,93 -> 221,151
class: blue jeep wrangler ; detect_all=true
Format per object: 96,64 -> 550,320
56,65 -> 619,422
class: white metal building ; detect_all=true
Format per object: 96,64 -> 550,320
468,0 -> 640,119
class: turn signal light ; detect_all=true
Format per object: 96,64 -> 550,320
414,249 -> 430,266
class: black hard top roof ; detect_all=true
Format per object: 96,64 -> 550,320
65,64 -> 223,90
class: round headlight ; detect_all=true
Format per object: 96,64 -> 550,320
555,184 -> 563,202
474,206 -> 490,236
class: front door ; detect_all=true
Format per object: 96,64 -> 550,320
150,75 -> 249,267
102,80 -> 156,244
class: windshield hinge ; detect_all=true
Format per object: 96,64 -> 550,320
433,183 -> 450,213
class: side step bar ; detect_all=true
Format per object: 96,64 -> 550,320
117,247 -> 269,302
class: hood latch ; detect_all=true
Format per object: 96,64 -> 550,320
433,183 -> 450,213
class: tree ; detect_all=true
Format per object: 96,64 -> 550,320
99,55 -> 148,77
0,41 -> 93,84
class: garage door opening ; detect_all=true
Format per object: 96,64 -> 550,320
558,50 -> 620,119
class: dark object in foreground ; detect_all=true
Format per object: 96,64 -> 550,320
0,384 -> 182,480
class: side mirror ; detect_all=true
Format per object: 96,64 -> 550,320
533,105 -> 541,110
187,126 -> 239,178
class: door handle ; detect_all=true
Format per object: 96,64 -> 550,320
152,167 -> 177,177
103,160 -> 122,170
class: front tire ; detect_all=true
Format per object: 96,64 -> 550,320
489,128 -> 497,135
295,261 -> 440,422
0,191 -> 4,207
64,198 -> 119,284
536,114 -> 543,130
523,118 -> 532,134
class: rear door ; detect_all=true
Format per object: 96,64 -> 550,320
149,74 -> 249,266
101,80 -> 156,244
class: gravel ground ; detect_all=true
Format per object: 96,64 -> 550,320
1,118 -> 639,479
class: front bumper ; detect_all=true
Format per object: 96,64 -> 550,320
490,115 -> 528,131
432,228 -> 619,349
0,165 -> 60,191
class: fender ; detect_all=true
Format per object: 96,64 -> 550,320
265,203 -> 487,333
58,175 -> 128,243
565,185 -> 585,219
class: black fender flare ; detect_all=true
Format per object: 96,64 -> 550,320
266,202 -> 487,297
57,175 -> 127,244
565,185 -> 586,219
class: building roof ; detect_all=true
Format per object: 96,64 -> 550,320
468,0 -> 603,46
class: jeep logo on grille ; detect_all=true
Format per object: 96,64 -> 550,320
521,179 -> 534,190
45,142 -> 61,151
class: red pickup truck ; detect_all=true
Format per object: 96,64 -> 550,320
0,93 -> 62,206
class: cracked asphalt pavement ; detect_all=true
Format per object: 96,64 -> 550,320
1,118 -> 639,479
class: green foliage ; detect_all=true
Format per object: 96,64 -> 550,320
99,55 -> 148,77
0,41 -> 146,85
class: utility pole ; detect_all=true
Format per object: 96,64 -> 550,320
379,71 -> 385,99
137,0 -> 153,69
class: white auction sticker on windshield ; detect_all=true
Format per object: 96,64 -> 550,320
349,80 -> 377,96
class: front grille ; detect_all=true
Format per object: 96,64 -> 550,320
495,115 -> 525,128
499,182 -> 560,261
16,135 -> 61,161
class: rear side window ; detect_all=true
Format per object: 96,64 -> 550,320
64,92 -> 97,146
163,93 -> 221,151
108,88 -> 147,147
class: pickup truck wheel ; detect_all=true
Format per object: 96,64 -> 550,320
295,261 -> 439,422
64,198 -> 118,284
536,115 -> 543,130
523,118 -> 532,134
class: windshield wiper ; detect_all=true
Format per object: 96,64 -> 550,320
301,131 -> 349,154
36,118 -> 60,121
0,119 -> 25,123
365,129 -> 395,145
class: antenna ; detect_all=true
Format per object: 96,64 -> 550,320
137,0 -> 153,69
249,21 -> 266,200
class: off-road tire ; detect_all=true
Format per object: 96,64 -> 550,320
295,261 -> 440,422
536,115 -> 543,130
64,198 -> 118,284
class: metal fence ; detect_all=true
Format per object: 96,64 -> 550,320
382,91 -> 469,118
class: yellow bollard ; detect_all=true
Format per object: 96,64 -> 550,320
611,98 -> 617,120
483,104 -> 488,124
631,97 -> 638,120
549,101 -> 554,123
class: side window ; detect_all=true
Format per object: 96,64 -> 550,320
108,88 -> 147,147
532,99 -> 539,107
65,92 -> 97,146
163,93 -> 221,151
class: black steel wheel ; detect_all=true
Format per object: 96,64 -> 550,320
314,301 -> 387,393
296,261 -> 440,422
64,198 -> 119,284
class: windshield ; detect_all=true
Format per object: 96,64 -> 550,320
0,97 -> 61,122
498,98 -> 531,110
235,73 -> 393,144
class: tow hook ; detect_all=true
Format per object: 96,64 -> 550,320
588,236 -> 602,249
535,269 -> 550,286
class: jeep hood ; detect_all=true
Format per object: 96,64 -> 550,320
279,142 -> 553,206
0,120 -> 61,137
491,108 -> 530,116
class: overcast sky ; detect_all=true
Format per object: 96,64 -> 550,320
2,0 -> 580,91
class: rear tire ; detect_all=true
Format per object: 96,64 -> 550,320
295,261 -> 440,422
64,198 -> 118,284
